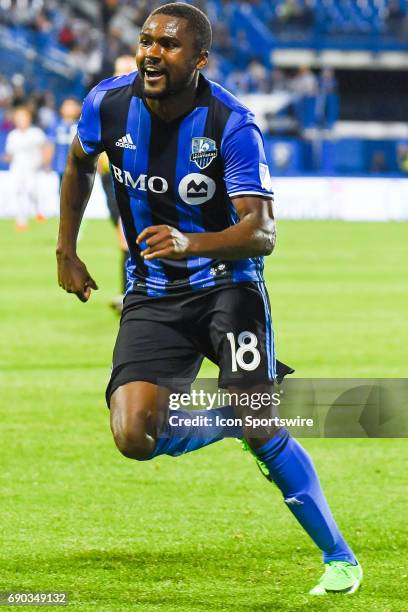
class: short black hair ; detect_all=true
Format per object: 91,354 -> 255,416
150,2 -> 212,52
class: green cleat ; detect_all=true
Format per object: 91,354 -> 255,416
309,560 -> 363,595
240,439 -> 272,482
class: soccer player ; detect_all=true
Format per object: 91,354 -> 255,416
5,106 -> 48,231
47,97 -> 82,185
56,3 -> 363,596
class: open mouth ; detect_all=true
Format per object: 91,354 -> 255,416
144,67 -> 166,83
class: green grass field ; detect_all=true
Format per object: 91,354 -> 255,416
1,219 -> 407,611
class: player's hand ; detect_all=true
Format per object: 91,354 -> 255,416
56,252 -> 98,302
137,225 -> 191,260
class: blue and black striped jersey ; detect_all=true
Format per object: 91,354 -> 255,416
77,72 -> 274,296
48,120 -> 78,175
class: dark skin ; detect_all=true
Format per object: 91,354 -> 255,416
57,14 -> 280,456
137,14 -> 207,119
56,137 -> 98,302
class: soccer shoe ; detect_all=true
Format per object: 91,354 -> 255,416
240,439 -> 272,482
309,560 -> 363,595
35,213 -> 46,223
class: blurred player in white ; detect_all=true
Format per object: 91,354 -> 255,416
5,106 -> 49,231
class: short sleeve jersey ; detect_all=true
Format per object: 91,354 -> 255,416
6,126 -> 46,172
77,72 -> 273,296
48,119 -> 78,175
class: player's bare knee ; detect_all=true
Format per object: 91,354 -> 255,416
109,389 -> 155,460
110,411 -> 152,459
112,424 -> 151,460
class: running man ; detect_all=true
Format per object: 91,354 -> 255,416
56,3 -> 362,596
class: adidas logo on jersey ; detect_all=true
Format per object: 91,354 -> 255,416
115,133 -> 136,149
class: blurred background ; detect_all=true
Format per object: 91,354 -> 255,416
0,0 -> 408,223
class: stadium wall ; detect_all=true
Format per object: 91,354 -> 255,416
0,172 -> 407,221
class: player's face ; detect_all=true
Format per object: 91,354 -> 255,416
137,15 -> 207,99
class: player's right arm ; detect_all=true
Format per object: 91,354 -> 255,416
56,135 -> 99,302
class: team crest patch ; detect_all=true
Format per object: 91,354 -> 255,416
190,137 -> 218,170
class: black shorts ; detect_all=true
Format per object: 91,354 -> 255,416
106,282 -> 293,406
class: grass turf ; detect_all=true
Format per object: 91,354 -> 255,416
0,219 -> 407,611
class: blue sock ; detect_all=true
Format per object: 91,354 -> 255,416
255,430 -> 356,564
146,405 -> 242,459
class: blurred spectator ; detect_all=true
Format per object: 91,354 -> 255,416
212,22 -> 234,61
272,142 -> 293,171
370,151 -> 388,173
291,66 -> 318,129
102,0 -> 120,30
247,59 -> 273,93
317,68 -> 339,129
271,69 -> 290,92
225,68 -> 251,95
291,66 -> 318,96
279,0 -> 314,26
0,76 -> 13,109
113,54 -> 136,77
397,144 -> 408,173
109,4 -> 140,48
11,74 -> 27,108
98,32 -> 132,83
38,92 -> 58,130
271,0 -> 314,34
205,54 -> 224,84
386,0 -> 407,37
58,21 -> 76,50
231,29 -> 253,69
226,59 -> 274,95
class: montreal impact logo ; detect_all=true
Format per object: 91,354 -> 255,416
190,137 -> 218,170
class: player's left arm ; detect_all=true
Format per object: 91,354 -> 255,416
138,196 -> 275,260
201,194 -> 276,258
138,114 -> 276,261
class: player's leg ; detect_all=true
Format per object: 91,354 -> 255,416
246,427 -> 363,593
209,282 -> 361,593
231,384 -> 356,562
106,293 -> 239,460
109,379 -> 238,460
31,170 -> 45,222
240,407 -> 363,594
11,171 -> 29,230
110,381 -> 164,459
